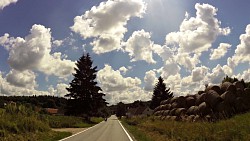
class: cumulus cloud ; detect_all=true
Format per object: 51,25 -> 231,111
166,3 -> 230,54
231,24 -> 250,66
235,69 -> 250,82
153,44 -> 174,61
97,64 -> 151,104
210,43 -> 231,60
119,66 -> 128,74
160,60 -> 180,79
48,83 -> 68,97
71,0 -> 146,54
164,74 -> 181,96
6,69 -> 37,89
206,64 -> 227,84
144,70 -> 157,91
0,72 -> 48,96
125,29 -> 156,63
0,24 -> 75,78
175,53 -> 200,70
52,40 -> 63,47
0,0 -> 17,10
192,66 -> 209,82
97,64 -> 141,92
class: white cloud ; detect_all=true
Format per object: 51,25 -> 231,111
166,3 -> 230,54
6,69 -> 37,89
97,64 -> 152,105
0,72 -> 48,96
206,64 -> 227,84
231,24 -> 250,66
164,74 -> 181,96
104,87 -> 152,105
192,66 -> 209,82
175,53 -> 200,70
153,44 -> 174,61
48,83 -> 68,97
0,24 -> 75,78
210,43 -> 231,60
119,66 -> 128,74
52,40 -> 63,47
160,59 -> 180,79
71,0 -> 146,54
181,76 -> 193,87
125,30 -> 155,63
235,69 -> 250,82
0,0 -> 17,10
97,64 -> 141,92
144,70 -> 157,91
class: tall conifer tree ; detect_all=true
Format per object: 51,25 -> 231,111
150,76 -> 173,109
65,53 -> 106,118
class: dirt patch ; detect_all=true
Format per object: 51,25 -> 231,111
52,128 -> 86,134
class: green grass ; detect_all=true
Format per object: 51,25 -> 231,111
122,113 -> 250,141
47,115 -> 103,128
0,105 -> 77,141
41,131 -> 72,141
0,104 -> 103,140
121,120 -> 152,141
1,131 -> 71,141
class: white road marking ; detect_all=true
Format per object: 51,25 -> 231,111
118,120 -> 134,141
59,121 -> 103,141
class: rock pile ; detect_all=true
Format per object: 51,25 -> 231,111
153,81 -> 250,122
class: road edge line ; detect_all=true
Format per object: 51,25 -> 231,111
118,120 -> 134,141
59,121 -> 103,141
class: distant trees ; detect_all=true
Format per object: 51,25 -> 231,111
65,53 -> 107,119
150,76 -> 173,109
116,102 -> 126,118
222,75 -> 239,84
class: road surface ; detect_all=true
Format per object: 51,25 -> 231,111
60,115 -> 133,141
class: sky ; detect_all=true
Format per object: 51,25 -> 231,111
1,0 -> 250,105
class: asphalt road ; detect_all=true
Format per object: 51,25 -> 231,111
60,115 -> 133,141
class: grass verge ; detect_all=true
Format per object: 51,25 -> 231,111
121,119 -> 152,141
47,115 -> 103,128
123,112 -> 250,141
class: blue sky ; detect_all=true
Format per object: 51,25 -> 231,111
1,0 -> 250,104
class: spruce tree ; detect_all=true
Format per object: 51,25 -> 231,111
150,76 -> 173,109
65,53 -> 106,118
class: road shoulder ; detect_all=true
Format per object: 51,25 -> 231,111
52,128 -> 86,134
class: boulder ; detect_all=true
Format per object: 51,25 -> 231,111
220,82 -> 233,93
186,96 -> 195,108
205,85 -> 221,94
187,106 -> 198,115
226,84 -> 237,93
195,93 -> 206,106
170,108 -> 177,116
236,88 -> 244,97
205,90 -> 222,107
198,102 -> 212,116
234,81 -> 245,91
186,115 -> 195,122
160,98 -> 171,105
175,108 -> 187,117
163,110 -> 170,116
234,97 -> 247,113
221,91 -> 236,105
